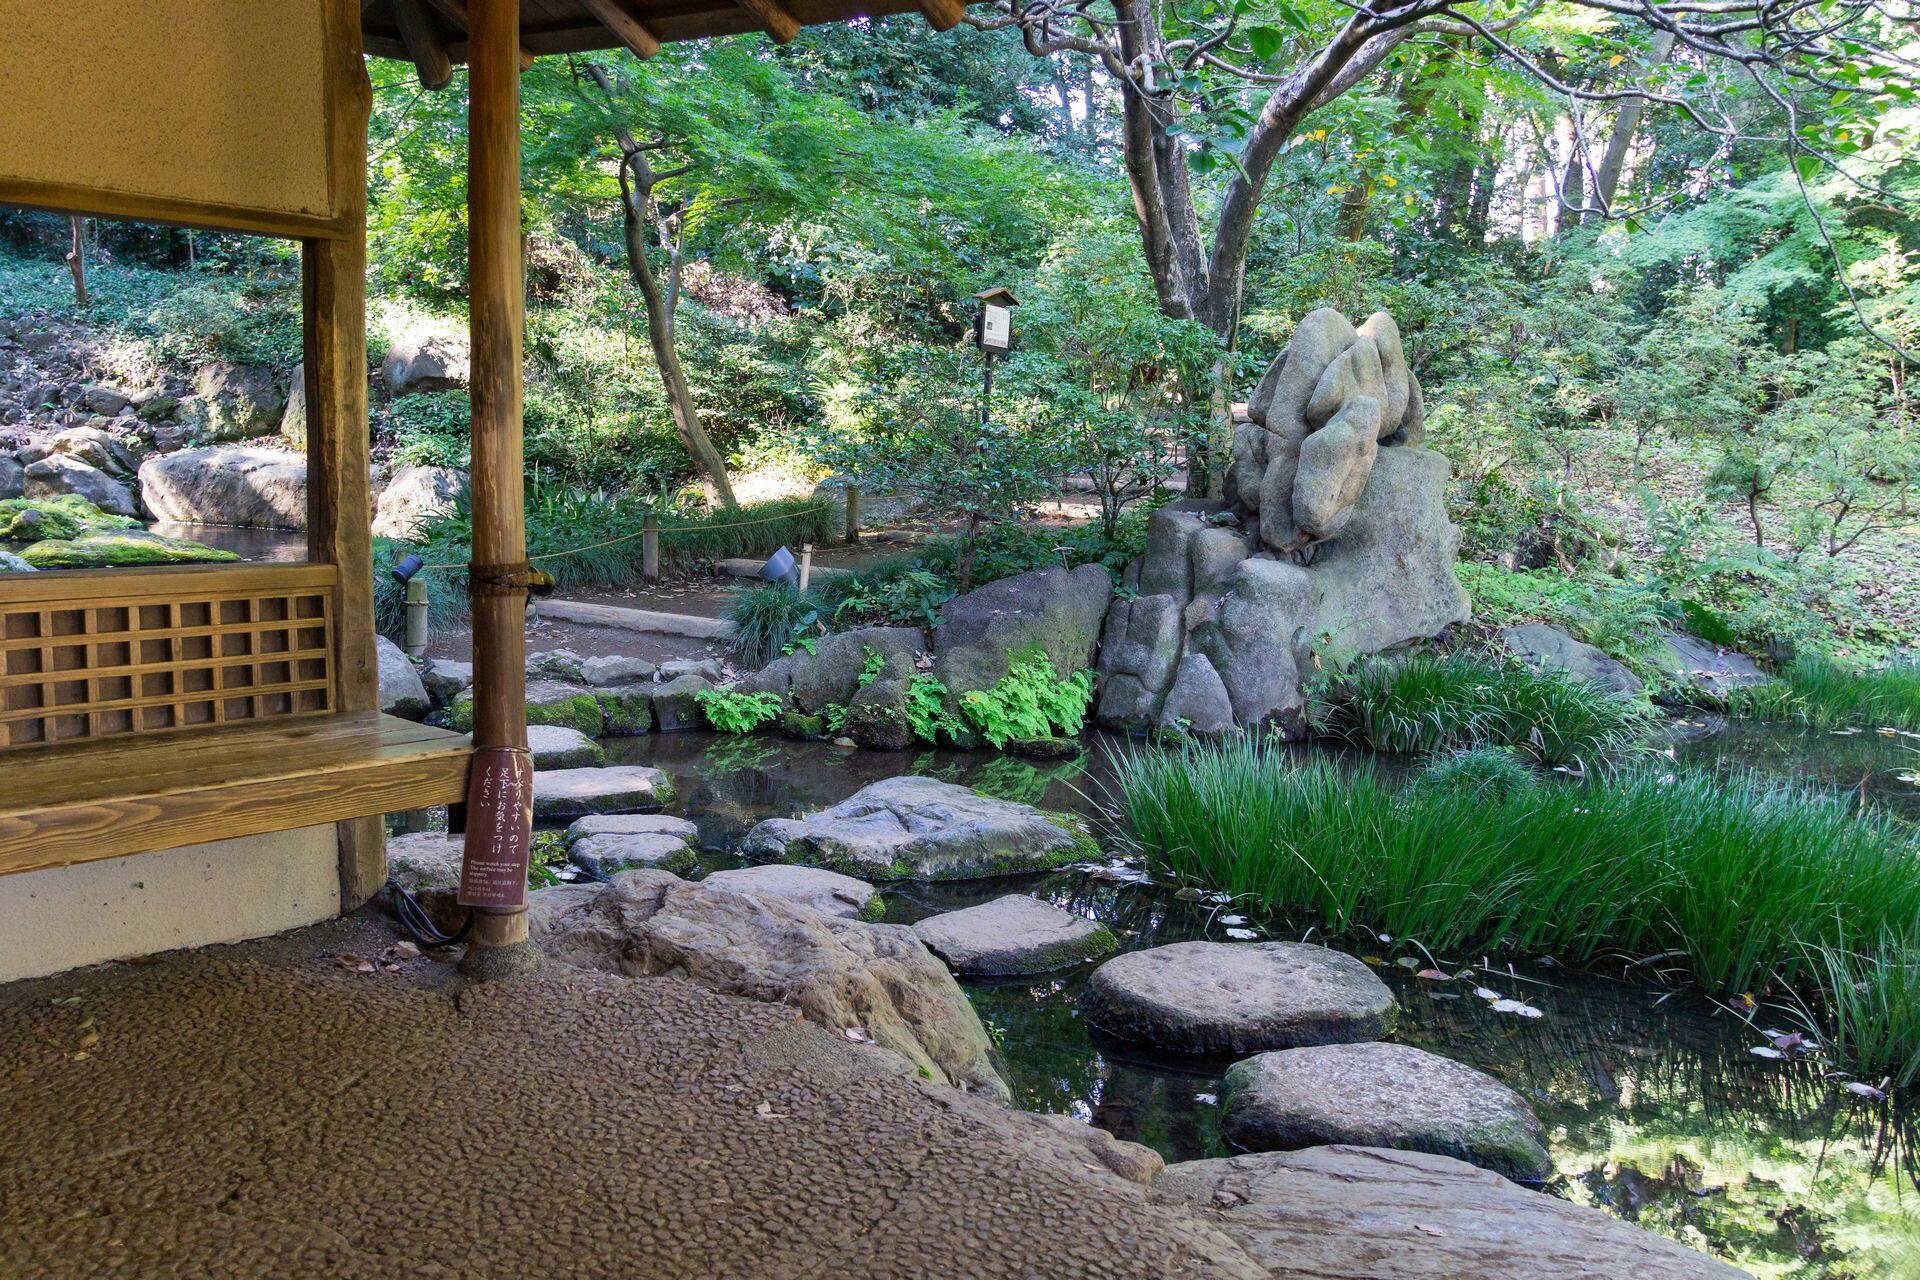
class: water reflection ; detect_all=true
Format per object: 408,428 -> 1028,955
612,725 -> 1919,1279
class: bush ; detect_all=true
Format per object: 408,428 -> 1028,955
695,688 -> 784,734
1315,654 -> 1655,768
1114,742 -> 1920,1084
383,392 -> 472,468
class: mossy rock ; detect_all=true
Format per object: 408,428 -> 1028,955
0,495 -> 142,543
20,529 -> 240,569
781,710 -> 828,740
594,686 -> 654,735
450,679 -> 606,737
1008,735 -> 1083,761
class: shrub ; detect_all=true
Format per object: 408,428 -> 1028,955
383,392 -> 472,468
694,688 -> 784,734
1315,653 -> 1654,768
729,581 -> 824,669
1113,741 -> 1920,1083
958,650 -> 1095,749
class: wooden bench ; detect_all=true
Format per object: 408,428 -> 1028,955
0,712 -> 471,878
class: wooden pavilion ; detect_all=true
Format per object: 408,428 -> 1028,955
0,0 -> 957,981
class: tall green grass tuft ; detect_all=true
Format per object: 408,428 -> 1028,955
1114,740 -> 1920,1084
1315,654 -> 1654,767
729,581 -> 823,669
1731,652 -> 1920,731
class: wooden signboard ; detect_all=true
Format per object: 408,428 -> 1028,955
457,746 -> 534,911
0,0 -> 353,239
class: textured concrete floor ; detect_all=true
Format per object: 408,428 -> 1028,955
0,913 -> 1260,1280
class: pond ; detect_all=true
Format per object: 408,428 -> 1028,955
595,725 -> 1920,1280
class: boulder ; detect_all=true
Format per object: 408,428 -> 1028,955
844,676 -> 912,751
0,551 -> 33,573
531,766 -> 674,819
385,832 -> 466,892
452,678 -> 604,736
933,564 -> 1112,697
80,386 -> 130,417
529,869 -> 1008,1099
46,425 -> 136,476
578,655 -> 656,687
592,683 -> 654,736
700,864 -> 882,921
569,831 -> 698,879
23,455 -> 137,517
0,454 -> 22,500
740,775 -> 1093,881
737,626 -> 924,711
1502,623 -> 1642,696
1095,593 -> 1183,732
660,657 -> 726,682
527,649 -> 588,682
17,529 -> 237,569
371,465 -> 465,540
526,723 -> 605,770
1649,632 -> 1770,707
1156,1147 -> 1749,1279
375,636 -> 431,720
382,331 -> 470,395
193,361 -> 285,440
1156,652 -> 1238,740
645,674 -> 712,733
138,447 -> 307,529
420,657 -> 473,706
1220,1043 -> 1551,1181
1080,941 -> 1397,1054
280,361 -> 307,448
912,894 -> 1116,976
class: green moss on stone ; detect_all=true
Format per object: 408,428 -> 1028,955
20,530 -> 239,569
781,711 -> 828,740
595,687 -> 654,735
530,694 -> 607,737
857,892 -> 888,922
0,495 -> 142,543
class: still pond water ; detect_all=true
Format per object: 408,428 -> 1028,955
594,723 -> 1920,1279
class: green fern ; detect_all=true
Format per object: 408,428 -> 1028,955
904,674 -> 970,745
958,650 -> 1095,749
694,688 -> 784,735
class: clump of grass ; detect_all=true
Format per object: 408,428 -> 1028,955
1798,936 -> 1920,1092
1114,740 -> 1920,1084
1731,652 -> 1920,731
1316,654 -> 1654,767
728,581 -> 824,669
1414,746 -> 1539,801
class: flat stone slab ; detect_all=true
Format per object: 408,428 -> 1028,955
527,724 -> 605,770
1220,1043 -> 1550,1182
565,813 -> 699,844
700,864 -> 882,921
740,775 -> 1091,881
1080,941 -> 1397,1054
532,766 -> 674,819
1502,622 -> 1641,696
913,895 -> 1116,976
387,831 -> 465,891
570,832 -> 698,879
1158,1147 -> 1748,1279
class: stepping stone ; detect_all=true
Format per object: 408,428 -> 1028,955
527,724 -> 604,770
563,813 -> 699,878
913,894 -> 1116,976
1220,1042 -> 1551,1182
452,678 -> 605,736
579,654 -> 656,687
701,864 -> 881,921
532,766 -> 674,819
1079,940 -> 1397,1054
660,657 -> 724,682
740,775 -> 1094,881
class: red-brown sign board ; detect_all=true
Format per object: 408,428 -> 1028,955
457,746 -> 534,910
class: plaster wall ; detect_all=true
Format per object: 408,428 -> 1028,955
0,826 -> 338,984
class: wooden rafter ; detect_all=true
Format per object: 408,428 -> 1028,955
732,0 -> 800,43
578,0 -> 662,59
420,0 -> 537,69
391,0 -> 455,87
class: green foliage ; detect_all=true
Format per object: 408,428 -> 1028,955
1315,654 -> 1655,767
694,688 -> 784,735
1456,563 -> 1677,663
382,393 -> 472,468
1114,742 -> 1920,1083
1730,652 -> 1920,730
904,674 -> 969,745
729,581 -> 824,669
1414,746 -> 1539,801
957,649 -> 1095,749
0,495 -> 140,542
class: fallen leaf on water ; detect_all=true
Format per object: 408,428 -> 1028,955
1491,999 -> 1544,1018
1416,969 -> 1451,981
1751,1046 -> 1786,1060
1473,987 -> 1502,1001
1841,1081 -> 1888,1101
1218,915 -> 1246,925
1394,957 -> 1422,971
1175,888 -> 1207,902
1225,928 -> 1258,941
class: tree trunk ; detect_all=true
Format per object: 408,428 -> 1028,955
66,217 -> 88,306
1592,31 -> 1677,215
619,186 -> 738,508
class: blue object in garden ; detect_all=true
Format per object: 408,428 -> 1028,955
762,545 -> 797,585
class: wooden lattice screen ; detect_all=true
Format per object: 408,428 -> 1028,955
0,565 -> 338,750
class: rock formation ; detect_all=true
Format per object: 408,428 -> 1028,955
1098,307 -> 1468,737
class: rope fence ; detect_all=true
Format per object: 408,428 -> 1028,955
416,499 -> 845,574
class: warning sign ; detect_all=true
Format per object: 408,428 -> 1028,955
456,746 -> 534,910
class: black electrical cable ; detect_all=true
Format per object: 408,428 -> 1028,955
388,879 -> 475,949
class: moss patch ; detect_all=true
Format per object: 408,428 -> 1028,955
20,529 -> 239,569
856,891 -> 888,922
594,687 -> 654,735
0,495 -> 141,542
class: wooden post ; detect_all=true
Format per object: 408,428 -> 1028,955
465,0 -> 530,951
798,542 -> 814,592
305,10 -> 382,913
844,484 -> 861,545
642,512 -> 660,581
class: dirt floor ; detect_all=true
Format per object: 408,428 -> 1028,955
0,911 -> 1263,1280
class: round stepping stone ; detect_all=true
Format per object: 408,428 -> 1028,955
913,895 -> 1116,976
564,814 -> 698,844
563,817 -> 700,880
527,724 -> 605,770
701,864 -> 882,921
1221,1042 -> 1551,1182
531,766 -> 673,819
1079,941 -> 1396,1054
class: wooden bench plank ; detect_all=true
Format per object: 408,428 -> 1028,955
0,712 -> 471,877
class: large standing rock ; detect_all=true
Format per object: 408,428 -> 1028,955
912,894 -> 1116,976
933,564 -> 1112,697
1502,623 -> 1642,696
382,332 -> 470,395
700,864 -> 882,921
1095,592 -> 1183,732
1080,941 -> 1397,1054
1220,1043 -> 1552,1182
1156,652 -> 1238,740
736,626 -> 925,710
372,465 -> 466,540
375,636 -> 431,721
193,361 -> 286,440
138,447 -> 308,529
741,775 -> 1093,881
529,869 -> 1008,1099
23,455 -> 137,517
531,766 -> 674,819
1157,1147 -> 1750,1279
280,361 -> 308,448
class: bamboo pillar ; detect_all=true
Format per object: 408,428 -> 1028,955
466,0 -> 530,951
